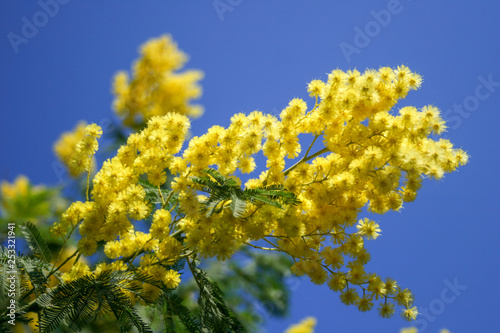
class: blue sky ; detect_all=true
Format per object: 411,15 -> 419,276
1,1 -> 500,332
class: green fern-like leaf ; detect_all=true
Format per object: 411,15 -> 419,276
244,185 -> 301,207
191,266 -> 245,333
17,256 -> 48,295
159,292 -> 201,333
193,168 -> 300,219
138,178 -> 170,204
37,270 -> 157,333
19,222 -> 52,263
229,191 -> 246,218
203,168 -> 238,188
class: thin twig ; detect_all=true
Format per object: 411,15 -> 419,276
244,242 -> 279,251
283,147 -> 330,176
158,185 -> 165,206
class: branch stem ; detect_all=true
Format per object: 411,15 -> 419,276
244,242 -> 278,251
283,147 -> 330,176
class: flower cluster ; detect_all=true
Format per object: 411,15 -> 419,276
53,122 -> 103,177
112,34 -> 204,128
52,113 -> 190,299
55,49 -> 467,320
0,175 -> 66,223
1,175 -> 31,199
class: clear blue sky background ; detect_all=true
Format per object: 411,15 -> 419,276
1,1 -> 499,332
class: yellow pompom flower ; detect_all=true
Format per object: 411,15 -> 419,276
150,209 -> 171,239
356,218 -> 381,240
307,80 -> 326,98
61,262 -> 92,283
400,328 -> 418,333
378,302 -> 396,318
402,306 -> 419,321
163,269 -> 181,289
238,155 -> 256,173
357,296 -> 374,312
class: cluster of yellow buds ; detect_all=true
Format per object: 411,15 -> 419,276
112,34 -> 203,127
53,122 -> 103,177
53,35 -> 467,320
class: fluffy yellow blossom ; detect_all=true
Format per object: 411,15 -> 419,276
61,262 -> 92,283
402,306 -> 419,321
357,295 -> 374,312
378,302 -> 396,318
307,80 -> 326,98
112,35 -> 203,127
53,122 -> 102,177
163,269 -> 181,289
340,288 -> 361,305
150,209 -> 171,239
356,218 -> 381,240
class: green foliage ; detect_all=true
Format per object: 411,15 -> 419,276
0,183 -> 66,224
138,177 -> 178,211
16,255 -> 52,297
147,261 -> 247,333
226,249 -> 291,318
139,178 -> 170,205
37,270 -> 154,333
155,292 -> 201,332
189,264 -> 245,333
192,168 -> 300,218
178,248 -> 292,331
1,224 -> 161,333
0,223 -> 266,333
20,221 -> 53,263
0,301 -> 33,331
0,246 -> 42,330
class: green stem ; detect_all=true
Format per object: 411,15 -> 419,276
244,242 -> 278,251
303,135 -> 320,160
20,248 -> 79,304
163,190 -> 175,209
85,153 -> 95,202
123,238 -> 154,265
47,248 -> 79,282
158,185 -> 165,206
169,228 -> 183,238
283,147 -> 330,176
187,258 -> 202,292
